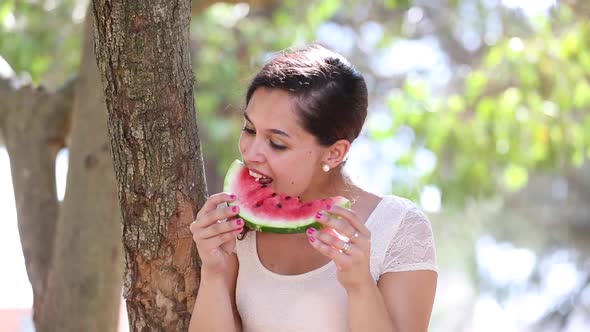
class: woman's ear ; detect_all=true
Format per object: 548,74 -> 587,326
323,139 -> 351,168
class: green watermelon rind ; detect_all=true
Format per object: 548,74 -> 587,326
236,197 -> 350,234
223,160 -> 244,192
241,219 -> 323,234
223,160 -> 351,233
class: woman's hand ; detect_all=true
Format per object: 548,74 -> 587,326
190,192 -> 244,275
306,205 -> 373,292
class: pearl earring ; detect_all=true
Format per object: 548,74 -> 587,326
322,164 -> 330,172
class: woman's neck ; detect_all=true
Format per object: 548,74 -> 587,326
299,170 -> 362,203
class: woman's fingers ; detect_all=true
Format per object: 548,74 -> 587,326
195,192 -> 236,222
315,211 -> 355,238
207,227 -> 244,249
200,204 -> 240,228
191,195 -> 239,236
324,205 -> 371,238
199,218 -> 244,240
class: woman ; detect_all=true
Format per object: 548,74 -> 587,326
189,44 -> 438,332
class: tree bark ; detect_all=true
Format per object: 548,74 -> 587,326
37,8 -> 124,332
92,0 -> 208,330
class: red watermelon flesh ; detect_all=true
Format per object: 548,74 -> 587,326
223,160 -> 350,233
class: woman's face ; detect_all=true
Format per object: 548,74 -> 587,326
239,87 -> 326,198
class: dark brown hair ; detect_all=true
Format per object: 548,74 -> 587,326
245,44 -> 368,146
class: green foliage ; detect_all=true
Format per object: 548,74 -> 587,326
384,0 -> 411,10
3,0 -> 587,207
0,0 -> 82,85
382,2 -> 590,206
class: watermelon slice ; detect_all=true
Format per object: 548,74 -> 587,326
223,159 -> 350,233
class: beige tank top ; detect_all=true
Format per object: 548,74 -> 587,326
234,195 -> 438,332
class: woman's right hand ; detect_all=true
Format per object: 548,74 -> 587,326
190,192 -> 244,275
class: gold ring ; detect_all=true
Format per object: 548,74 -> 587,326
340,242 -> 351,254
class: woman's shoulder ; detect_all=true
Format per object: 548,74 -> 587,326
371,195 -> 438,274
372,194 -> 423,219
367,194 -> 433,247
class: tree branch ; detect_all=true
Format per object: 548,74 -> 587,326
43,77 -> 78,154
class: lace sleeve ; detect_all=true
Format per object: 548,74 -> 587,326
382,205 -> 438,274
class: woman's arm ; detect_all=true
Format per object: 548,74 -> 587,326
189,253 -> 241,332
308,203 -> 437,331
346,280 -> 396,331
379,270 -> 437,331
347,270 -> 437,332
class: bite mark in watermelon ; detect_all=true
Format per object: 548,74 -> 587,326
223,160 -> 350,233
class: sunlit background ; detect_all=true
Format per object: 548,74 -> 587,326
1,0 -> 589,331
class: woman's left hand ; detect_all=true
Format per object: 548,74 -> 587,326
306,204 -> 373,292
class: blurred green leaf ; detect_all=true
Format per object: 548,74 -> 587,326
0,1 -> 14,23
466,71 -> 488,103
503,164 -> 528,191
573,80 -> 590,108
384,0 -> 411,9
561,30 -> 580,59
404,78 -> 430,102
447,94 -> 465,113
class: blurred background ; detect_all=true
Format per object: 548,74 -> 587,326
1,0 -> 589,331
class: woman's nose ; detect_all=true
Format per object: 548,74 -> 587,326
241,139 -> 265,164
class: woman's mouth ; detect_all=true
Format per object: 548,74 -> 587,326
248,169 -> 273,185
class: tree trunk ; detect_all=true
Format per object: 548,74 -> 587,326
0,7 -> 124,331
0,80 -> 73,326
92,0 -> 208,330
37,9 -> 124,332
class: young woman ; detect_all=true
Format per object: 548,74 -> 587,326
189,44 -> 438,332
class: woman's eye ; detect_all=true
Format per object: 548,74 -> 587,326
242,126 -> 286,150
270,141 -> 287,150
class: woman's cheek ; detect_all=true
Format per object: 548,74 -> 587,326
238,134 -> 249,156
276,177 -> 303,197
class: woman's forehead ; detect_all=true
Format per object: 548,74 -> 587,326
245,88 -> 305,133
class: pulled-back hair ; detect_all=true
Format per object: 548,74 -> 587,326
245,44 -> 368,146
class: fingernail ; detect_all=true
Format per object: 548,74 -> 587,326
309,236 -> 316,243
229,194 -> 236,199
235,219 -> 243,226
232,206 -> 238,213
315,212 -> 323,220
307,228 -> 315,235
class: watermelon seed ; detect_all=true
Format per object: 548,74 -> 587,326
261,185 -> 267,188
255,200 -> 263,207
272,193 -> 277,197
277,203 -> 282,208
285,196 -> 291,200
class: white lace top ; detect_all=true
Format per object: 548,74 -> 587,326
234,195 -> 438,332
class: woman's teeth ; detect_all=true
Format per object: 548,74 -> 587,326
249,169 -> 273,184
249,169 -> 263,180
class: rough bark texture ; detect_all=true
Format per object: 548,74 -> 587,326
35,9 -> 124,331
0,78 -> 74,325
92,0 -> 208,330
